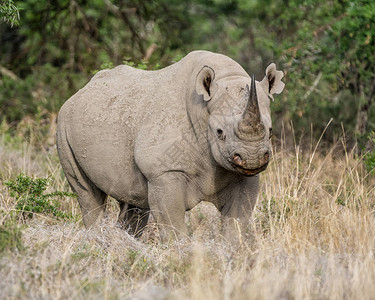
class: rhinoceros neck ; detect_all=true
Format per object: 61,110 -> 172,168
183,86 -> 233,200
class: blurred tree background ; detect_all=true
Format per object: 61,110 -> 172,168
0,0 -> 374,149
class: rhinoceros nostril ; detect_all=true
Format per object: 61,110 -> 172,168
233,153 -> 243,166
217,129 -> 225,140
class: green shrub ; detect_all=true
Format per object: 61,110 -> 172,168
0,218 -> 23,253
4,173 -> 76,219
92,58 -> 162,75
0,0 -> 20,26
123,58 -> 161,71
363,131 -> 375,174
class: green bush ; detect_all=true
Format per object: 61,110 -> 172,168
0,219 -> 23,253
0,64 -> 87,122
0,0 -> 20,26
364,132 -> 375,174
4,173 -> 76,219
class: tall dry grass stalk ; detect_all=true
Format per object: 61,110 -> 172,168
0,123 -> 374,299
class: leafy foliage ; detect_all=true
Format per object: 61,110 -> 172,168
0,0 -> 20,26
0,218 -> 23,253
0,0 -> 374,146
4,173 -> 76,219
91,58 -> 161,75
257,196 -> 293,234
364,131 -> 375,173
235,0 -> 375,143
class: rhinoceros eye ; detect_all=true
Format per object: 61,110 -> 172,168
269,128 -> 273,139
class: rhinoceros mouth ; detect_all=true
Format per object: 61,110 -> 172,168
234,162 -> 268,176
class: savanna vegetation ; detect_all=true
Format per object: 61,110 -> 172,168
0,0 -> 374,299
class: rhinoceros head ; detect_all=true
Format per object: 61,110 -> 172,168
196,63 -> 285,176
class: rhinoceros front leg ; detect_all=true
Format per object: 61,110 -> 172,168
147,173 -> 188,241
219,176 -> 259,243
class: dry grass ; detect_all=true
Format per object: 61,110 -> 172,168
0,123 -> 374,300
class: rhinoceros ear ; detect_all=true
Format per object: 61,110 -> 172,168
260,63 -> 285,101
196,66 -> 215,101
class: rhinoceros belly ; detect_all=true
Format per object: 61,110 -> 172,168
73,134 -> 149,208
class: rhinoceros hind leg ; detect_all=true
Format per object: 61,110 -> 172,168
57,135 -> 107,228
118,203 -> 150,237
65,167 -> 107,229
74,181 -> 107,229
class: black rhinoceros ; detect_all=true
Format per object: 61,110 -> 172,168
56,50 -> 284,239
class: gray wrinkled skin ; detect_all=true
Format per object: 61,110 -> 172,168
56,50 -> 285,240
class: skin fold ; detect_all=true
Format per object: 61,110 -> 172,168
56,50 -> 285,240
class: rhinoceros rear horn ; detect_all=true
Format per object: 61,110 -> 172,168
237,74 -> 265,137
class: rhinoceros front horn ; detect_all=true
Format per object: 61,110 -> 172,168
236,74 -> 265,139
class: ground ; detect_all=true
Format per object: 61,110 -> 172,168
0,120 -> 374,299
